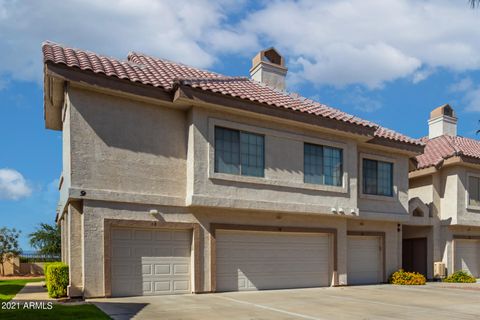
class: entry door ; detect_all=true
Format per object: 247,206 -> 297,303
403,238 -> 427,276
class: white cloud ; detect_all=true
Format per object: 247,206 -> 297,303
0,168 -> 32,200
239,0 -> 480,88
1,0 -> 480,89
0,0 -> 247,83
341,87 -> 383,113
449,77 -> 474,93
412,68 -> 435,84
448,77 -> 480,112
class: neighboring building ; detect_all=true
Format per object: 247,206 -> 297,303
42,41 -> 424,298
408,104 -> 480,279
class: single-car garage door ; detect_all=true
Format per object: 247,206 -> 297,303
347,235 -> 382,285
216,230 -> 331,292
454,239 -> 479,278
111,227 -> 192,296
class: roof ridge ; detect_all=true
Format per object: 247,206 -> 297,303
128,51 -> 223,77
176,76 -> 249,83
42,41 -> 423,148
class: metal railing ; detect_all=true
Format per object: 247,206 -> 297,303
19,252 -> 60,263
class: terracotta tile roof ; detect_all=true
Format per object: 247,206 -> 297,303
42,41 -> 423,148
416,135 -> 480,169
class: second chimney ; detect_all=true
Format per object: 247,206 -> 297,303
428,104 -> 457,139
250,47 -> 288,91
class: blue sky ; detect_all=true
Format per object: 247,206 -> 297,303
1,0 -> 480,250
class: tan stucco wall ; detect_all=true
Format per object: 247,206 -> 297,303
408,166 -> 480,277
67,86 -> 187,199
357,147 -> 409,218
59,84 -> 414,298
409,175 -> 433,204
187,106 -> 409,218
80,199 -> 399,298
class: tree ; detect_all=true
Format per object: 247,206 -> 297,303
470,0 -> 480,8
0,227 -> 21,276
29,223 -> 61,257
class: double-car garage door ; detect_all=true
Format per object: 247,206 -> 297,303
215,230 -> 331,291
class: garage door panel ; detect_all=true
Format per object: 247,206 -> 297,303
112,229 -> 132,240
111,228 -> 192,296
216,230 -> 331,292
455,240 -> 479,278
347,236 -> 382,285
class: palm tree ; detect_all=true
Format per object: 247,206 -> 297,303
29,223 -> 60,257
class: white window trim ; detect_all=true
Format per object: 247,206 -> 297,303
359,152 -> 397,202
207,117 -> 349,193
466,172 -> 480,211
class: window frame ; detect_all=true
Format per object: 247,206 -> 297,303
359,153 -> 396,201
466,173 -> 480,210
304,142 -> 344,187
208,118 -> 348,193
214,126 -> 265,178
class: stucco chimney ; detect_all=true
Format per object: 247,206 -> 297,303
428,104 -> 457,139
250,47 -> 288,91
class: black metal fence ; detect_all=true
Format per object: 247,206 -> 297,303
19,252 -> 60,263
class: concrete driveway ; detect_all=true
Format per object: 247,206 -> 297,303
89,283 -> 480,320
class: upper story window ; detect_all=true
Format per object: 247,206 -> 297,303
304,143 -> 343,186
214,126 -> 264,177
363,159 -> 393,196
468,176 -> 480,207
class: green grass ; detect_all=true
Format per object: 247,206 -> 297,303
0,278 -> 44,301
0,304 -> 111,320
0,278 -> 111,319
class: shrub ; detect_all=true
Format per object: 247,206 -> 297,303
43,262 -> 54,283
389,269 -> 426,285
45,262 -> 69,298
443,270 -> 476,283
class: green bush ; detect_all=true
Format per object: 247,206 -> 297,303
43,262 -> 54,282
389,269 -> 426,285
45,262 -> 69,298
443,270 -> 476,283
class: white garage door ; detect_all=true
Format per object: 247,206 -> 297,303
347,235 -> 382,285
216,230 -> 331,292
454,240 -> 479,278
111,228 -> 192,297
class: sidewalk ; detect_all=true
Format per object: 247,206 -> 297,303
12,281 -> 54,301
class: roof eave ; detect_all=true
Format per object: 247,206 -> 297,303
366,136 -> 425,155
174,84 -> 378,139
44,63 -> 65,131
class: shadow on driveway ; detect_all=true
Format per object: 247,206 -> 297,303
93,302 -> 148,320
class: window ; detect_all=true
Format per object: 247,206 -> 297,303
362,159 -> 393,196
214,127 -> 264,177
304,143 -> 343,186
468,176 -> 480,207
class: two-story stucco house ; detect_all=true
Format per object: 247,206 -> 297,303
42,42 -> 424,298
408,104 -> 480,279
